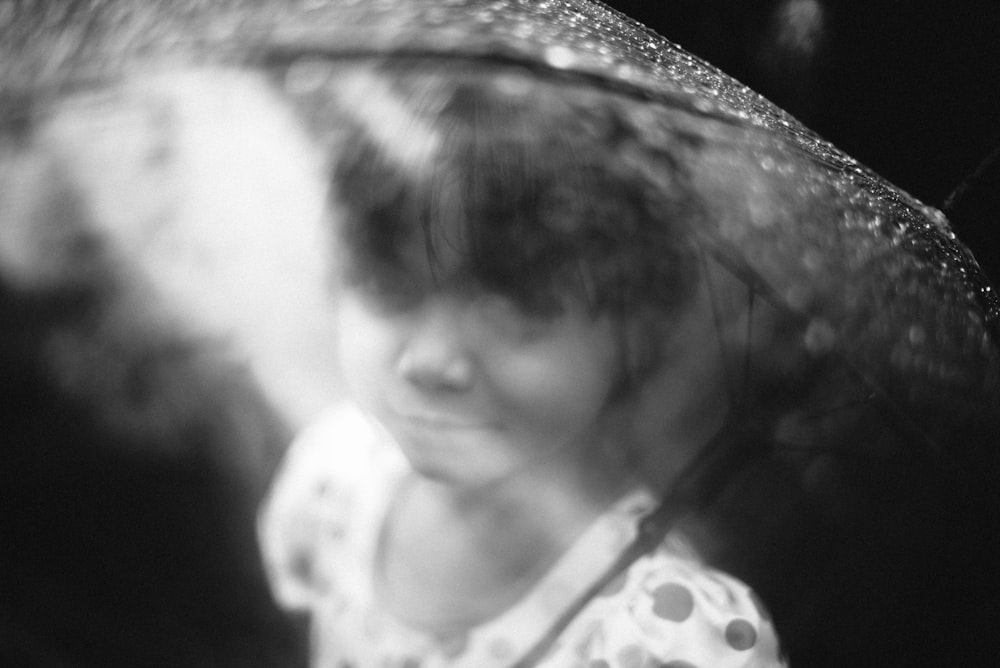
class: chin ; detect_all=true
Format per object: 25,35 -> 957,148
400,448 -> 498,489
408,462 -> 461,484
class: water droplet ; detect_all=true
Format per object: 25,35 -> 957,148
804,319 -> 836,355
693,97 -> 715,113
0,1 -> 15,28
907,325 -> 927,346
614,62 -> 636,79
543,45 -> 577,69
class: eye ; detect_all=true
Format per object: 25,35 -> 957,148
471,294 -> 561,344
348,270 -> 426,312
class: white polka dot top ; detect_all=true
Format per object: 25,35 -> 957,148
259,404 -> 788,668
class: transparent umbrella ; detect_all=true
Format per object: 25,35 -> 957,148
3,1 -> 998,667
251,3 -> 1000,665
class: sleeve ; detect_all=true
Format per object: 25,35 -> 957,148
561,552 -> 788,668
257,403 -> 372,611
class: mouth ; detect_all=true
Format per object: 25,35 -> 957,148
392,408 -> 492,431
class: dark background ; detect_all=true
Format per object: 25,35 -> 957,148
599,5 -> 1000,665
3,2 -> 997,667
605,0 -> 1000,283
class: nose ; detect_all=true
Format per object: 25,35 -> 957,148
396,305 -> 475,393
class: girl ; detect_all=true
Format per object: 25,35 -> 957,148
259,58 -> 786,668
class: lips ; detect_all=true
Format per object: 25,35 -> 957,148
386,401 -> 493,430
398,412 -> 491,430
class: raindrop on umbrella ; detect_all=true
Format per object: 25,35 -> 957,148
3,1 -> 998,667
250,6 -> 1000,665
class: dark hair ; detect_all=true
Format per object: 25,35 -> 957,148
285,59 -> 705,319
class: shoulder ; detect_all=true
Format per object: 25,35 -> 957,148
257,402 -> 397,609
263,402 -> 390,512
559,541 -> 787,668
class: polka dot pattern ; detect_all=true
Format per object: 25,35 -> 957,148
438,632 -> 469,658
617,644 -> 647,668
725,618 -> 758,651
290,551 -> 312,582
264,408 -> 787,667
651,583 -> 694,622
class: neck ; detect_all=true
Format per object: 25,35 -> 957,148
375,434 -> 639,635
416,435 -> 637,551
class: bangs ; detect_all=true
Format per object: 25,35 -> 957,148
323,62 -> 703,315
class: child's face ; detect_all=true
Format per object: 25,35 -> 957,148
336,275 -> 624,488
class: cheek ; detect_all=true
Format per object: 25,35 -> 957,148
335,300 -> 397,399
486,334 -> 620,436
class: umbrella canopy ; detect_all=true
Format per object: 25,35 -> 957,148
7,0 -> 995,441
254,11 -> 1000,664
3,1 -> 999,667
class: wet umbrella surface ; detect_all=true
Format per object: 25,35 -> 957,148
2,1 -> 999,667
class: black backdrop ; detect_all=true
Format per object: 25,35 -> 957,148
606,0 -> 1000,282
3,3 -> 998,667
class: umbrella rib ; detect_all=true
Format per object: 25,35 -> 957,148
697,241 -> 737,408
257,44 -> 762,127
742,284 -> 756,405
698,234 -> 999,507
799,393 -> 878,422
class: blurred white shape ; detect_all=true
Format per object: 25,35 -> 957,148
32,67 -> 344,428
775,0 -> 825,57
